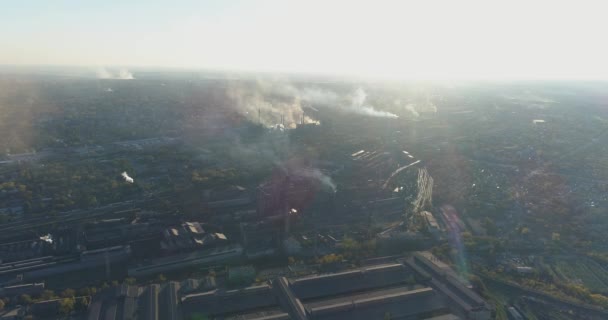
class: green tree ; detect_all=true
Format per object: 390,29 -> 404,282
60,288 -> 75,298
40,289 -> 56,300
0,299 -> 5,310
188,313 -> 210,320
19,294 -> 33,305
59,298 -> 75,315
78,287 -> 94,296
75,296 -> 90,311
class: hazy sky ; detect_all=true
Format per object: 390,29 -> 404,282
2,0 -> 608,79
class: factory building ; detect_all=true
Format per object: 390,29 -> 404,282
87,281 -> 183,320
84,252 -> 491,319
0,246 -> 131,282
160,221 -> 228,253
407,252 -> 493,320
84,218 -> 158,250
180,256 -> 489,320
128,244 -> 243,277
0,238 -> 49,263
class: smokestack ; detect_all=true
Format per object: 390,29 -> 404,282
240,223 -> 248,247
285,212 -> 290,236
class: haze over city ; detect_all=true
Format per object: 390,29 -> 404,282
2,0 -> 608,79
1,1 -> 608,320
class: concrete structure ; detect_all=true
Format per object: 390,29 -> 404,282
0,282 -> 44,298
229,265 -> 256,284
407,252 -> 493,320
160,221 -> 228,253
0,246 -> 131,282
180,257 -> 485,320
128,244 -> 243,277
421,211 -> 441,238
0,238 -> 48,263
86,253 -> 489,319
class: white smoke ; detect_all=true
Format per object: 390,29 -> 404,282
293,168 -> 337,193
348,88 -> 399,118
405,104 -> 420,117
40,234 -> 53,244
395,93 -> 437,118
121,171 -> 134,183
117,69 -> 135,79
96,67 -> 135,80
228,81 -> 398,128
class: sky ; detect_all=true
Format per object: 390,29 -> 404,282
2,0 -> 608,80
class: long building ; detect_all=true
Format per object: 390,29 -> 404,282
179,256 -> 491,320
86,253 -> 492,320
128,244 -> 243,277
0,246 -> 131,282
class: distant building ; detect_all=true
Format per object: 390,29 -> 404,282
160,221 -> 228,253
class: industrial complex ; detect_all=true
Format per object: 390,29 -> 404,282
83,252 -> 492,320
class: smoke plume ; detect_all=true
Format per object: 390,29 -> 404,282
227,81 -> 398,128
293,167 -> 337,193
121,171 -> 134,183
348,88 -> 398,118
96,67 -> 135,80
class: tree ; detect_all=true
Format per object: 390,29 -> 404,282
188,313 -> 210,320
157,274 -> 167,282
78,287 -> 95,296
19,294 -> 33,305
483,217 -> 498,235
59,298 -> 75,315
75,296 -> 90,311
61,288 -> 75,298
0,299 -> 4,310
317,254 -> 343,265
124,277 -> 137,285
40,289 -> 56,300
